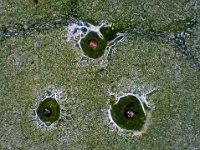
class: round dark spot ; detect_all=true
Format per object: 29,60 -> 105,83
124,109 -> 135,119
33,0 -> 40,4
88,39 -> 98,50
43,108 -> 52,117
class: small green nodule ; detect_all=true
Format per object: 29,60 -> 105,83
111,95 -> 146,130
80,32 -> 107,59
37,98 -> 60,125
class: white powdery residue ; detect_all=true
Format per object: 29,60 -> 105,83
44,85 -> 64,100
106,33 -> 126,57
180,31 -> 189,38
65,22 -> 83,42
109,83 -> 155,107
65,20 -> 110,43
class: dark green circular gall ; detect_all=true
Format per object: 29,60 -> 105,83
111,95 -> 146,130
36,98 -> 60,125
80,31 -> 107,59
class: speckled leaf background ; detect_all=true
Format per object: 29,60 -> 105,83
0,0 -> 199,149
